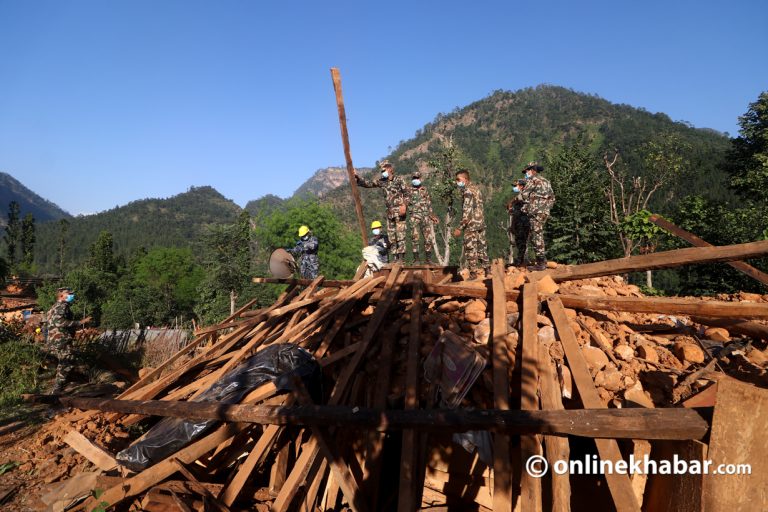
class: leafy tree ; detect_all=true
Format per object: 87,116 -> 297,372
253,199 -> 359,280
728,91 -> 768,204
426,140 -> 467,264
88,231 -> 117,273
199,211 -> 253,315
543,136 -> 618,264
20,213 -> 35,267
3,201 -> 20,267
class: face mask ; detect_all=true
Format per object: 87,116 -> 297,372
525,171 -> 533,179
457,181 -> 465,188
412,179 -> 421,187
301,235 -> 309,241
372,228 -> 381,235
381,171 -> 389,179
513,186 -> 520,194
65,294 -> 75,303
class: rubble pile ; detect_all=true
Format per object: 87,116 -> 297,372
1,244 -> 767,511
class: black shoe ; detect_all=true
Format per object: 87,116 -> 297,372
527,258 -> 547,271
413,253 -> 420,265
425,253 -> 433,265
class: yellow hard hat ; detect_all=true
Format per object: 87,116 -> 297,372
298,225 -> 310,237
371,220 -> 382,229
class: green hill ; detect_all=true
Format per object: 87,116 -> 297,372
318,85 -> 732,259
0,172 -> 71,225
33,186 -> 242,273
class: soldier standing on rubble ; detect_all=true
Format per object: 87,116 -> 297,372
46,287 -> 91,394
453,169 -> 489,279
408,171 -> 439,264
519,161 -> 555,271
354,160 -> 408,262
288,226 -> 320,279
506,178 -> 531,267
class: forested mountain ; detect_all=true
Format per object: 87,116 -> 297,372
33,186 -> 241,273
318,85 -> 733,261
292,167 -> 374,198
0,172 -> 71,225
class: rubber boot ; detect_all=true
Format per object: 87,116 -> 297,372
528,257 -> 547,271
425,252 -> 433,265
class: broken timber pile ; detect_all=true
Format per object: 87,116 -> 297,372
8,242 -> 768,511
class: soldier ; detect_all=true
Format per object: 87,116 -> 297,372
46,287 -> 91,394
452,170 -> 489,279
506,178 -> 531,267
408,171 -> 439,264
354,160 -> 408,262
519,161 -> 555,270
368,220 -> 390,264
288,225 -> 320,279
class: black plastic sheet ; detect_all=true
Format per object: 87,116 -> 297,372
116,344 -> 320,471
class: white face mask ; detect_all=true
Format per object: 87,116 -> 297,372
381,171 -> 389,179
412,179 -> 421,187
525,171 -> 533,179
513,186 -> 520,193
372,228 -> 381,235
457,181 -> 465,188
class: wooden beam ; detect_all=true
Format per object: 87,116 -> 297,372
253,277 -> 357,287
330,67 -> 369,248
540,240 -> 768,282
398,274 -> 424,512
59,397 -> 709,440
547,296 -> 640,512
62,429 -> 118,471
537,344 -> 571,512
490,261 -> 513,512
520,280 -> 542,512
557,294 -> 768,318
649,214 -> 768,287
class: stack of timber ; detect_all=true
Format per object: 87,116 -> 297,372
3,240 -> 768,511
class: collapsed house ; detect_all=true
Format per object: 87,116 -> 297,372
1,237 -> 768,512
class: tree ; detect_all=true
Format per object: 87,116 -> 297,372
57,218 -> 69,276
543,136 -> 617,264
728,91 -> 768,204
426,139 -> 466,265
88,231 -> 117,273
20,213 -> 36,267
199,211 -> 253,315
3,201 -> 21,267
603,133 -> 689,258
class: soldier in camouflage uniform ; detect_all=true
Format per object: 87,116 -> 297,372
519,162 -> 555,270
288,225 -> 320,279
354,160 -> 408,262
408,171 -> 439,264
453,170 -> 489,279
506,178 -> 531,267
46,287 -> 90,394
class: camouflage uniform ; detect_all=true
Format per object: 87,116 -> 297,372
408,181 -> 437,262
46,300 -> 79,392
356,171 -> 408,258
508,194 -> 531,265
520,173 -> 555,262
288,236 -> 320,279
460,183 -> 489,274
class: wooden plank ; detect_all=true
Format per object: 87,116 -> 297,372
171,458 -> 231,512
702,378 -> 767,512
62,429 -> 118,471
330,67 -> 369,247
89,423 -> 243,510
537,344 -> 571,512
642,440 -> 705,512
60,397 -> 709,439
538,240 -> 768,282
220,424 -> 283,506
398,274 -> 424,512
490,261 -> 513,512
520,279 -> 542,512
649,214 -> 768,286
547,296 -> 641,512
556,294 -> 768,319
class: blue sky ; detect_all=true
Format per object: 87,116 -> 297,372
1,1 -> 766,215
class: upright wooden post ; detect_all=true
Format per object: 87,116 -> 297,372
331,67 -> 369,247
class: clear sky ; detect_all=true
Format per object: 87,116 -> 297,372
1,0 -> 766,215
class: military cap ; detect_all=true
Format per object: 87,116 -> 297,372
379,159 -> 393,169
523,161 -> 544,172
412,171 -> 422,179
57,286 -> 73,293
